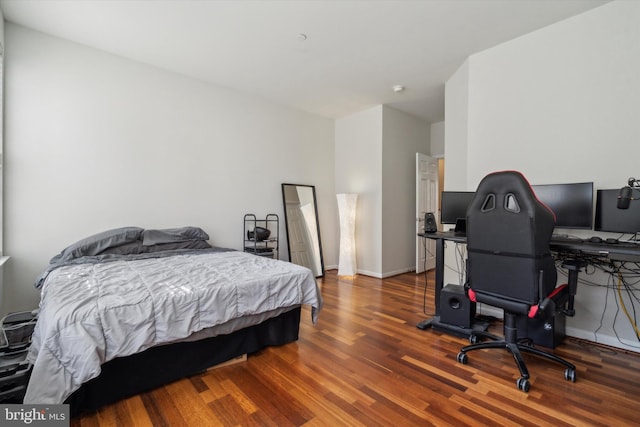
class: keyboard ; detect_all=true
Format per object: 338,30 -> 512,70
551,235 -> 583,242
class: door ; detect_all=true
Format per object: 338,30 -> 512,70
416,153 -> 439,273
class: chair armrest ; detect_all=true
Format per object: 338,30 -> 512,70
529,284 -> 569,319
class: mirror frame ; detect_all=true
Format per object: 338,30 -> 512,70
281,183 -> 325,277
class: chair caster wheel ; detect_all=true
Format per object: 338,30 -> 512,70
457,352 -> 468,364
517,377 -> 530,392
469,334 -> 478,344
564,368 -> 576,382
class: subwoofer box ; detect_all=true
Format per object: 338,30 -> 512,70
440,284 -> 475,329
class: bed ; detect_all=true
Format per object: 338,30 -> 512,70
23,226 -> 322,414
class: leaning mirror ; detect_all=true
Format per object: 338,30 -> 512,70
282,183 -> 324,277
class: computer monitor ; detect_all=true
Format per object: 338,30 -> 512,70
531,182 -> 594,229
440,191 -> 475,224
595,189 -> 640,234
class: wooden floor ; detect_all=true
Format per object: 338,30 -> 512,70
72,270 -> 640,426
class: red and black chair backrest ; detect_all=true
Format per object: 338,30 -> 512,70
466,171 -> 558,314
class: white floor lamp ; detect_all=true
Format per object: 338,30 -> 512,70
337,193 -> 358,278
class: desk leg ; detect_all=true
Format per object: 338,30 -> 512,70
433,237 -> 445,317
417,238 -> 445,330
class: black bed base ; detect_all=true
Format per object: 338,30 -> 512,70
66,307 -> 301,417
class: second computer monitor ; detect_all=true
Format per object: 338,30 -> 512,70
595,189 -> 640,234
532,182 -> 594,229
440,191 -> 475,224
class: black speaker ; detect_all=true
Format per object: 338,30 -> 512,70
424,212 -> 437,233
440,284 -> 475,328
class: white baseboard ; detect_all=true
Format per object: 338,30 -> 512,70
324,266 -> 415,279
565,326 -> 640,354
354,269 -> 382,278
381,267 -> 415,278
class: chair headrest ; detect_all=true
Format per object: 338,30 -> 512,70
471,170 -> 554,220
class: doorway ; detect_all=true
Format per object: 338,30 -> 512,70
416,154 -> 440,273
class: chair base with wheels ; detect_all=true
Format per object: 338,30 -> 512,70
457,312 -> 576,392
457,170 -> 581,393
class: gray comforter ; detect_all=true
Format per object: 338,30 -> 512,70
25,249 -> 322,404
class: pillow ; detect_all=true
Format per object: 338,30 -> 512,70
50,227 -> 144,263
141,240 -> 212,253
141,227 -> 210,246
98,240 -> 144,256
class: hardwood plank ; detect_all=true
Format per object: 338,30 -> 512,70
164,373 -> 225,426
120,395 -> 154,427
72,270 -> 640,426
139,392 -> 172,427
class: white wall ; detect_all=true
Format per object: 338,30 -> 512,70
445,0 -> 640,351
382,106 -> 430,276
335,105 -> 430,278
441,61 -> 472,288
335,106 -> 383,275
430,121 -> 444,158
3,23 -> 336,313
466,1 -> 637,188
444,60 -> 470,192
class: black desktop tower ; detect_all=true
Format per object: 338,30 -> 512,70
440,284 -> 475,329
516,313 -> 566,349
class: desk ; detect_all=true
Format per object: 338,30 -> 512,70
417,232 -> 640,336
550,238 -> 640,262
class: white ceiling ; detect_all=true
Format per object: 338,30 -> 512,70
0,0 -> 610,123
